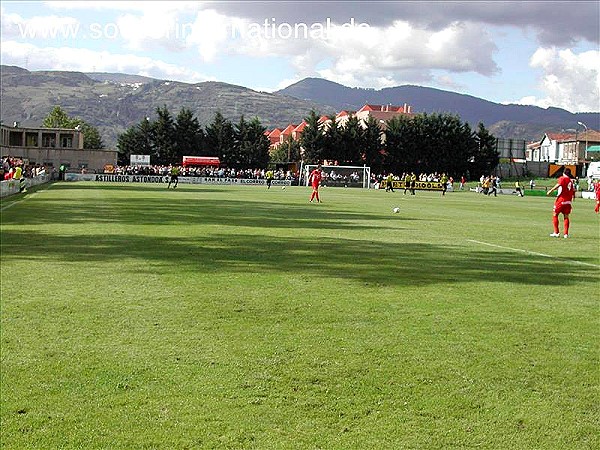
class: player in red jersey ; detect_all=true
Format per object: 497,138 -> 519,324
308,164 -> 323,203
594,180 -> 600,213
546,167 -> 576,238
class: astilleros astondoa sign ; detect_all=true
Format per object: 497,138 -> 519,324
65,173 -> 292,186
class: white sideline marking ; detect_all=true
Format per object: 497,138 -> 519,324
1,184 -> 53,212
467,239 -> 600,268
1,198 -> 24,211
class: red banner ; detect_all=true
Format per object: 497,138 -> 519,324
182,156 -> 220,167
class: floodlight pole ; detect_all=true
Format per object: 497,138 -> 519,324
577,121 -> 588,162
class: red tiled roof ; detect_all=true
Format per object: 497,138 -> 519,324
357,103 -> 411,113
358,104 -> 377,112
281,124 -> 296,135
562,130 -> 600,142
293,121 -> 307,132
546,132 -> 575,141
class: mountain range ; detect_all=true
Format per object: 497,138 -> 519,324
1,65 -> 598,149
276,78 -> 599,141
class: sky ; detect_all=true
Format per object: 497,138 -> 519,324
1,1 -> 599,113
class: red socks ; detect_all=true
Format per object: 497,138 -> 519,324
552,216 -> 559,234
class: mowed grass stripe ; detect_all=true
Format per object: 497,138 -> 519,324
1,182 -> 598,449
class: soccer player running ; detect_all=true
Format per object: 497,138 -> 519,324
308,164 -> 323,203
546,167 -> 576,238
265,169 -> 274,189
168,165 -> 180,189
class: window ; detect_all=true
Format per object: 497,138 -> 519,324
26,132 -> 38,147
42,133 -> 56,147
9,131 -> 23,146
60,134 -> 73,148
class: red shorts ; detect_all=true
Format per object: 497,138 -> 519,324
553,201 -> 572,215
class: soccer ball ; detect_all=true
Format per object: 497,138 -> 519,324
281,186 -> 286,190
393,207 -> 400,213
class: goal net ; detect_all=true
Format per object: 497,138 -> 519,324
303,164 -> 371,189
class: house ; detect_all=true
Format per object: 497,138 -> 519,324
292,121 -> 307,140
0,123 -> 117,172
527,129 -> 600,177
525,140 -> 541,161
354,103 -> 412,129
279,124 -> 296,145
271,102 -> 414,149
559,129 -> 600,164
537,132 -> 574,162
267,128 -> 282,148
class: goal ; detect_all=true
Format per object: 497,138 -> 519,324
302,164 -> 371,189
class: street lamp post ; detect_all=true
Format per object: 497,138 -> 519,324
577,121 -> 588,162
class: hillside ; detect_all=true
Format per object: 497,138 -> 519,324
0,66 -> 335,149
276,78 -> 600,141
2,66 -> 598,149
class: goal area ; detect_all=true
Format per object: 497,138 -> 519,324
302,164 -> 371,189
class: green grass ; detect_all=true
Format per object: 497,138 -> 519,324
1,182 -> 599,449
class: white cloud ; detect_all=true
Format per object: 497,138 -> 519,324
4,2 -> 598,113
221,18 -> 499,89
0,40 -> 211,82
515,47 -> 600,112
312,20 -> 498,88
0,8 -> 81,41
184,9 -> 233,62
44,1 -> 202,13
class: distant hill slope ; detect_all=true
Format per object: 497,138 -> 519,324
276,78 -> 600,141
84,72 -> 157,85
2,66 -> 598,148
0,66 -> 335,149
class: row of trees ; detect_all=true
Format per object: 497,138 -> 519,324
297,110 -> 498,177
117,106 -> 270,168
116,106 -> 499,178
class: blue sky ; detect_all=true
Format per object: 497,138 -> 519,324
1,1 -> 598,113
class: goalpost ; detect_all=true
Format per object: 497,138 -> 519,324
303,164 -> 372,189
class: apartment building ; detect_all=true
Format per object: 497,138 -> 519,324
1,123 -> 117,171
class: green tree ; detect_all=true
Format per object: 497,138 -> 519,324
362,115 -> 384,171
299,110 -> 324,164
383,115 -> 407,172
245,117 -> 270,168
174,107 -> 204,161
42,106 -> 71,128
470,122 -> 499,178
116,127 -> 141,165
42,106 -> 105,149
116,117 -> 154,165
322,114 -> 344,163
233,116 -> 270,168
339,115 -> 364,164
232,115 -> 249,167
153,105 -> 176,164
272,135 -> 301,163
205,111 -> 235,163
72,119 -> 104,149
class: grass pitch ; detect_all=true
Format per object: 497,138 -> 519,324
1,182 -> 598,449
